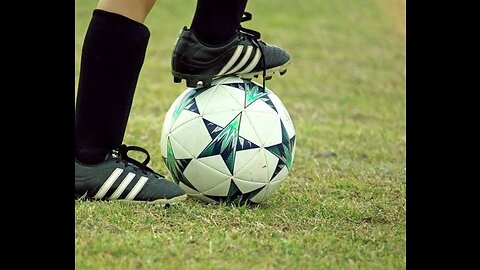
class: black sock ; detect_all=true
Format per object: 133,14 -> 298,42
75,9 -> 150,165
190,0 -> 248,45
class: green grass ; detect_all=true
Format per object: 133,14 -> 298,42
75,0 -> 406,269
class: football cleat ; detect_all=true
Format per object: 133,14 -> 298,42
171,12 -> 290,89
75,144 -> 187,205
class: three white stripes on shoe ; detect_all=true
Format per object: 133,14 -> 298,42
216,45 -> 262,76
93,168 -> 149,200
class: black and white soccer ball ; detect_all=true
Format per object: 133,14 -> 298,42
161,77 -> 296,204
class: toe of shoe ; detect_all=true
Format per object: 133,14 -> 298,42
264,45 -> 291,68
137,177 -> 186,201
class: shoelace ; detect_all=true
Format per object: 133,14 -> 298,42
238,12 -> 267,91
112,144 -> 162,177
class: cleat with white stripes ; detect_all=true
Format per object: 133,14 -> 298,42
171,12 -> 290,88
75,145 -> 187,205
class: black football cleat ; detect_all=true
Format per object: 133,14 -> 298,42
75,145 -> 186,205
171,12 -> 290,88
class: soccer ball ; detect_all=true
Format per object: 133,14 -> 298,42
160,77 -> 296,204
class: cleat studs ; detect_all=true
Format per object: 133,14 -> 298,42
202,80 -> 212,88
254,75 -> 259,78
186,80 -> 199,88
265,76 -> 273,80
173,77 -> 182,83
280,69 -> 287,75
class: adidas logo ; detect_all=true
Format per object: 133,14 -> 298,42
93,168 -> 148,200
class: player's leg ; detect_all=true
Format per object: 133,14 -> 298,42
96,0 -> 156,23
171,0 -> 291,88
75,0 -> 186,204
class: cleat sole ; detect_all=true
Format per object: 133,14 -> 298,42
172,60 -> 290,88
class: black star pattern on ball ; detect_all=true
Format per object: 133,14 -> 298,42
224,80 -> 277,112
265,120 -> 296,181
198,114 -> 259,174
204,180 -> 266,204
172,87 -> 208,121
163,137 -> 196,191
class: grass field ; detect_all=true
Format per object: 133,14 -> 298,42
75,0 -> 406,269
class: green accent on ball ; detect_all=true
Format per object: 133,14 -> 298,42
244,82 -> 269,108
266,120 -> 295,169
165,137 -> 195,190
172,87 -> 206,121
198,113 -> 242,174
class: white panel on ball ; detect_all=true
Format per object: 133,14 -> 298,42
251,178 -> 286,203
190,193 -> 218,203
160,135 -> 168,158
170,110 -> 201,133
202,110 -> 243,129
264,149 -> 281,181
222,84 -> 246,106
238,113 -> 261,146
243,110 -> 281,147
233,148 -> 261,175
270,165 -> 290,183
201,86 -> 244,117
198,155 -> 232,176
178,182 -> 218,203
160,119 -> 173,154
248,185 -> 268,203
214,76 -> 244,85
232,178 -> 266,194
234,149 -> 269,183
263,118 -> 284,148
202,179 -> 231,197
183,158 -> 231,192
193,88 -> 215,115
268,93 -> 295,138
243,96 -> 278,115
170,117 -> 212,157
168,136 -> 193,159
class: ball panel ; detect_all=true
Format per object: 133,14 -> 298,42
170,110 -> 202,133
270,164 -> 290,183
160,134 -> 168,159
170,117 -> 212,157
213,76 -> 244,85
193,86 -> 216,115
243,96 -> 278,115
243,110 -> 281,147
183,158 -> 231,192
248,184 -> 268,203
178,181 -> 199,195
232,178 -> 267,194
233,148 -> 261,175
177,182 -> 219,203
201,179 -> 231,197
202,110 -> 243,129
168,135 -> 194,159
250,178 -> 286,203
190,193 -> 218,203
267,92 -> 295,138
197,155 -> 232,176
238,112 -> 261,146
221,84 -> 246,107
233,149 -> 269,183
264,149 -> 281,181
201,86 -> 244,117
263,118 -> 284,148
